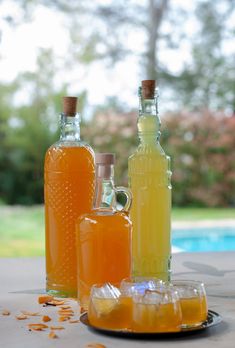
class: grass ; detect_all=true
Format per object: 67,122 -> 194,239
0,206 -> 44,257
172,207 -> 235,220
0,205 -> 234,257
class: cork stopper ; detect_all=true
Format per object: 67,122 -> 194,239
95,153 -> 115,179
62,96 -> 78,116
141,80 -> 156,99
95,153 -> 115,165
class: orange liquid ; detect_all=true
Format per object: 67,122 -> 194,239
44,145 -> 95,297
180,296 -> 208,326
88,296 -> 133,330
76,212 -> 132,309
133,302 -> 182,332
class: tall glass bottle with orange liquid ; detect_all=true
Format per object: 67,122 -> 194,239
76,153 -> 132,309
128,80 -> 172,281
44,96 -> 95,297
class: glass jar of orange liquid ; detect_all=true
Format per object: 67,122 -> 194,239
44,96 -> 95,298
76,153 -> 132,310
88,281 -> 182,332
88,283 -> 133,330
172,280 -> 208,327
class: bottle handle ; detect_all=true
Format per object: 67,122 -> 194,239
115,186 -> 132,212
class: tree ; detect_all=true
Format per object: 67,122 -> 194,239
161,0 -> 235,111
2,0 -> 234,111
88,0 -> 170,78
0,0 -> 170,75
0,49 -> 68,204
162,110 -> 235,206
0,82 -> 19,203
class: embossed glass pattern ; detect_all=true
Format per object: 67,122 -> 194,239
44,109 -> 95,298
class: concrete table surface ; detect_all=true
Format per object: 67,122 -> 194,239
0,252 -> 234,348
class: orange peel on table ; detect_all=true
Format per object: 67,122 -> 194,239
47,299 -> 66,306
69,319 -> 80,324
16,314 -> 28,320
28,323 -> 48,331
50,326 -> 65,330
58,308 -> 74,312
48,330 -> 57,339
58,310 -> 74,316
42,315 -> 51,322
80,306 -> 86,314
2,310 -> 10,316
86,344 -> 106,348
61,305 -> 71,310
38,295 -> 54,304
58,316 -> 70,322
21,310 -> 40,316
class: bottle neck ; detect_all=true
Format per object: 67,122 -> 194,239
60,113 -> 81,142
138,87 -> 161,143
94,164 -> 116,211
139,98 -> 158,116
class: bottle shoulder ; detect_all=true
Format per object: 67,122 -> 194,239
48,139 -> 93,151
128,143 -> 171,177
129,143 -> 169,161
45,141 -> 95,172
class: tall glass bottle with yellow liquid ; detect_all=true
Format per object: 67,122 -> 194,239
128,80 -> 172,281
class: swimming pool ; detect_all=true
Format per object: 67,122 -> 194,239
172,226 -> 235,252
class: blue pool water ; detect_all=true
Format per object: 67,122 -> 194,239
172,226 -> 235,252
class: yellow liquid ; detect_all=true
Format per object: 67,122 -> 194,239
128,115 -> 172,281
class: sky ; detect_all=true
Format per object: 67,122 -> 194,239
0,0 -> 233,118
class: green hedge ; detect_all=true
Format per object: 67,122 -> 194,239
1,107 -> 234,207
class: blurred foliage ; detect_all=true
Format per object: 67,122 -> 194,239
2,0 -> 234,111
161,0 -> 235,112
83,109 -> 235,207
82,109 -> 138,187
0,0 -> 234,206
163,111 -> 235,206
1,87 -> 235,206
0,49 -> 67,204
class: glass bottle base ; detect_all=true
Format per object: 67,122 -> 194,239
132,256 -> 172,282
132,272 -> 171,283
46,284 -> 77,299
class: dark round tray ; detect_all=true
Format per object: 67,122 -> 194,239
80,310 -> 222,338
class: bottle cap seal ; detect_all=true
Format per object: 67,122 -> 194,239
95,153 -> 115,165
141,80 -> 156,99
95,153 -> 115,178
63,96 -> 78,116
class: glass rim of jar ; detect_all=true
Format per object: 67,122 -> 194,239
90,282 -> 121,299
120,277 -> 166,296
121,277 -> 165,284
170,280 -> 205,288
132,287 -> 180,305
170,280 -> 206,298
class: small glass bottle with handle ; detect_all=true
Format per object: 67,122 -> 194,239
76,153 -> 132,310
